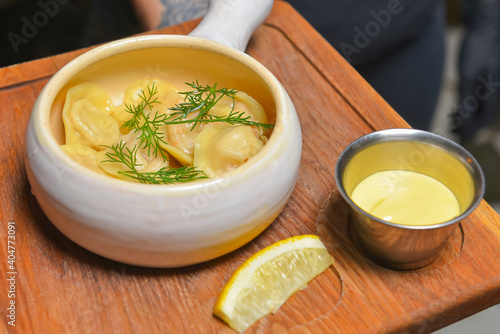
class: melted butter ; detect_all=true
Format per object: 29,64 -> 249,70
350,170 -> 460,226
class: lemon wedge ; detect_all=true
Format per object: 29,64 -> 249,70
213,235 -> 334,332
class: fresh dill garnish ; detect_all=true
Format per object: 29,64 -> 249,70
166,81 -> 274,130
124,80 -> 273,135
101,141 -> 207,184
161,110 -> 274,129
100,81 -> 273,184
122,82 -> 169,161
168,80 -> 238,130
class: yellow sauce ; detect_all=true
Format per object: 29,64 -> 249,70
350,170 -> 460,226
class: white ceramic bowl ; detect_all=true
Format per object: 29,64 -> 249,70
25,0 -> 302,267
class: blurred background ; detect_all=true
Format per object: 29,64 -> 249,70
1,0 -> 499,332
431,3 -> 500,331
0,0 -> 142,67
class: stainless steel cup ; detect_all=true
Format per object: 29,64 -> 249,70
335,129 -> 485,270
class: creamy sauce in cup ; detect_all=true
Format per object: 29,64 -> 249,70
351,170 -> 460,226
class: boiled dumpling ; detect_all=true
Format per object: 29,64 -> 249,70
111,78 -> 182,133
96,131 -> 168,180
233,91 -> 268,125
164,111 -> 200,160
59,79 -> 271,183
202,91 -> 269,138
60,143 -> 107,176
158,141 -> 193,166
208,91 -> 268,123
193,125 -> 264,177
164,90 -> 268,165
62,83 -> 120,149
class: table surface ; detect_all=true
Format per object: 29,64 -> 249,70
1,2 -> 500,333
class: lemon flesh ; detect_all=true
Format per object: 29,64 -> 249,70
213,235 -> 334,332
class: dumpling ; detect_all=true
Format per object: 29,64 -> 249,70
96,131 -> 168,180
60,144 -> 107,176
193,125 -> 265,177
59,79 -> 271,183
209,91 -> 267,123
111,78 -> 183,133
203,91 -> 269,136
163,111 -> 200,163
233,91 -> 268,125
62,83 -> 120,149
164,90 -> 268,166
158,140 -> 194,166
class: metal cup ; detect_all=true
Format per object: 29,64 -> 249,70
335,129 -> 485,270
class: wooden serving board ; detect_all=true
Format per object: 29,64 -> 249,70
1,2 -> 500,333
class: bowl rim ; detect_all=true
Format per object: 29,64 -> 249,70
32,34 -> 293,195
334,128 -> 486,230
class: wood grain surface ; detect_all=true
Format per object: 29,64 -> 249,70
1,2 -> 500,333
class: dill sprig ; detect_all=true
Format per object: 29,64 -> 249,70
162,110 -> 274,129
100,81 -> 273,184
169,81 -> 237,130
168,81 -> 274,130
122,82 -> 169,161
101,141 -> 207,184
